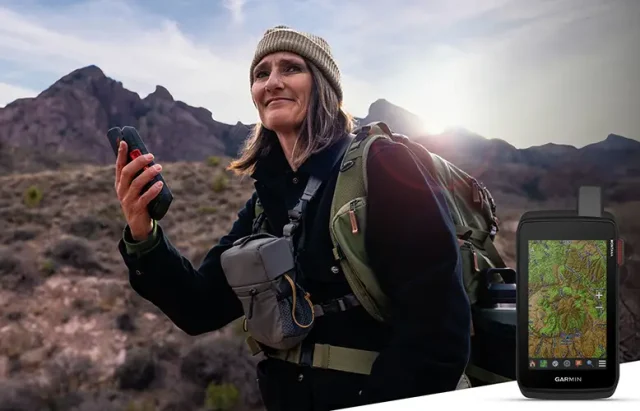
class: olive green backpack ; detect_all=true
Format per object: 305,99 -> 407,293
328,122 -> 508,321
249,121 -> 513,386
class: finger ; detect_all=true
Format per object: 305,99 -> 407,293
115,141 -> 128,186
121,153 -> 154,189
130,163 -> 162,196
138,180 -> 164,208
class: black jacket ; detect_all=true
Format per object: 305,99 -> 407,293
118,133 -> 471,410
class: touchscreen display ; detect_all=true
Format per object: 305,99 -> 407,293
528,240 -> 609,370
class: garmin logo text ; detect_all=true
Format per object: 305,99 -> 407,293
555,376 -> 582,382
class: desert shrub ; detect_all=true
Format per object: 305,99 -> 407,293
1,205 -> 50,226
115,312 -> 137,332
66,215 -> 120,240
3,226 -> 40,243
0,324 -> 43,358
40,259 -> 56,276
198,206 -> 217,214
22,185 -> 43,208
98,282 -> 127,311
115,347 -> 157,391
205,383 -> 239,411
180,335 -> 262,409
0,248 -> 20,276
159,382 -> 206,411
0,381 -> 49,411
46,236 -> 103,273
97,203 -> 126,222
0,248 -> 39,292
5,311 -> 23,321
160,399 -> 197,411
211,174 -> 228,193
67,390 -> 133,411
125,398 -> 157,411
150,338 -> 181,362
207,156 -> 221,167
46,354 -> 94,396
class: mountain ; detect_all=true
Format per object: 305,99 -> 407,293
1,65 -> 639,203
0,65 -> 251,174
358,98 -> 428,138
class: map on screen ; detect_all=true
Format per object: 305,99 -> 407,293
528,240 -> 607,364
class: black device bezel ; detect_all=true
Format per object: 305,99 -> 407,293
516,210 -> 619,399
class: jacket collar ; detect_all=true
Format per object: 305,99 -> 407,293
250,132 -> 352,184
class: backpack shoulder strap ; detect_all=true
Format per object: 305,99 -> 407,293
329,121 -> 395,322
331,121 -> 394,209
252,196 -> 269,234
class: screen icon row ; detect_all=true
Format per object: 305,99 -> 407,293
529,359 -> 606,368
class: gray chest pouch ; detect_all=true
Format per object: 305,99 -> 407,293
220,176 -> 322,351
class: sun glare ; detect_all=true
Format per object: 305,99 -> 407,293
407,56 -> 470,135
424,120 -> 449,135
421,105 -> 461,135
405,80 -> 465,135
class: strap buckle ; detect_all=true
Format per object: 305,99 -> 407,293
246,336 -> 263,356
313,294 -> 361,318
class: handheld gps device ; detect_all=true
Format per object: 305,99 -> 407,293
107,126 -> 173,221
516,186 -> 621,399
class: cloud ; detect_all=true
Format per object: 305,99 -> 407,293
0,1 -> 261,122
223,0 -> 247,24
0,0 -> 638,147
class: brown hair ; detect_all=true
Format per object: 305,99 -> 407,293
228,60 -> 355,176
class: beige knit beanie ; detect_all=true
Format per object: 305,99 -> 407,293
249,25 -> 343,102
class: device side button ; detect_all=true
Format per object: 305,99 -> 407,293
617,238 -> 624,266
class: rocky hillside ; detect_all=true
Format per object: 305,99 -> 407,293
0,155 -> 639,410
0,158 -> 266,411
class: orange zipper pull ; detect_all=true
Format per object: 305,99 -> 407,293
349,201 -> 359,234
472,249 -> 479,272
472,181 -> 480,203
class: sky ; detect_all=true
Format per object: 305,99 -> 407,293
0,0 -> 638,148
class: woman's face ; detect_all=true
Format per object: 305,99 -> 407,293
251,51 -> 313,134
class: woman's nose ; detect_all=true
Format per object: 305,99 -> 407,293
265,72 -> 284,91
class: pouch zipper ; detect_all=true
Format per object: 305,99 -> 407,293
247,288 -> 257,319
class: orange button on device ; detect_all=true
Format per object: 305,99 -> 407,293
129,149 -> 142,159
617,239 -> 624,266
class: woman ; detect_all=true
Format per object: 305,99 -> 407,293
114,25 -> 471,411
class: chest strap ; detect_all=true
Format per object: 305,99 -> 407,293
246,335 -> 510,386
247,335 -> 379,375
246,336 -> 475,390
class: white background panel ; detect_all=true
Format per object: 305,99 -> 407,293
350,361 -> 640,410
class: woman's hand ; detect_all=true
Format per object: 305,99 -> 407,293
114,140 -> 164,241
